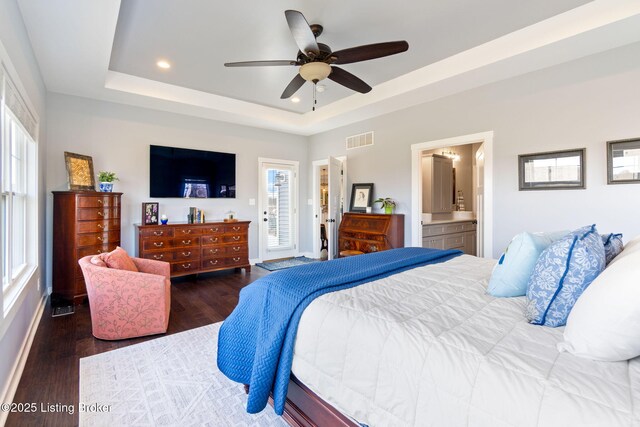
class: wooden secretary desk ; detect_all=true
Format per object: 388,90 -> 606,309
338,213 -> 404,255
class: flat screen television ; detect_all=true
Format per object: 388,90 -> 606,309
149,145 -> 236,198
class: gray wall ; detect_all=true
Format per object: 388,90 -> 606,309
45,93 -> 309,279
308,42 -> 640,256
0,0 -> 48,412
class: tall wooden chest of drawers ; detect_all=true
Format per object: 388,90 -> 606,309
52,191 -> 122,304
338,213 -> 404,254
135,221 -> 251,277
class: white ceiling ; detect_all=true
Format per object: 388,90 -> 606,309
15,0 -> 640,135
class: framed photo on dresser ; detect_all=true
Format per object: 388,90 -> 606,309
142,202 -> 159,225
349,183 -> 374,212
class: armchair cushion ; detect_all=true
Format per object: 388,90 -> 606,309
102,246 -> 138,272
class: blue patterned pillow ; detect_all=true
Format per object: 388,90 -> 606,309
525,225 -> 605,327
602,233 -> 624,265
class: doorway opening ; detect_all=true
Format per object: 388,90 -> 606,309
258,158 -> 299,262
312,156 -> 347,260
410,131 -> 494,257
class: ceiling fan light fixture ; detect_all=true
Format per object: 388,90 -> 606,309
299,62 -> 331,82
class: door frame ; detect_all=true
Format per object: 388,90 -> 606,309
257,157 -> 300,262
311,156 -> 347,259
410,131 -> 494,257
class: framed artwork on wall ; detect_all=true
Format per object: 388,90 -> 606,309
607,137 -> 640,184
64,151 -> 95,191
142,202 -> 159,225
518,148 -> 586,190
349,183 -> 374,212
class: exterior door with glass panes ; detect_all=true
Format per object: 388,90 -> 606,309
259,160 -> 298,261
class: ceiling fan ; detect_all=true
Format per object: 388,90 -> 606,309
224,10 -> 409,107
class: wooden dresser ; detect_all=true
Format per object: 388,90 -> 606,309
52,191 -> 122,304
338,213 -> 404,254
135,221 -> 251,277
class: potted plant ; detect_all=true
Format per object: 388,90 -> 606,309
97,171 -> 119,192
375,197 -> 397,214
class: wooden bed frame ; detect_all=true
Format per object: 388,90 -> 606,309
246,375 -> 358,427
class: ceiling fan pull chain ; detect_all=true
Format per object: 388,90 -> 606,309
313,83 -> 317,111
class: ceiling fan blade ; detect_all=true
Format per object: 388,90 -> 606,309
328,66 -> 371,94
332,41 -> 409,65
285,10 -> 319,58
224,60 -> 298,67
280,74 -> 306,99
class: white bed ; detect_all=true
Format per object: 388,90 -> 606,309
292,255 -> 640,427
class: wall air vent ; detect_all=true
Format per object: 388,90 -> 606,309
346,131 -> 374,150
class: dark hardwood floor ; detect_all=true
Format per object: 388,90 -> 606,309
6,267 -> 268,427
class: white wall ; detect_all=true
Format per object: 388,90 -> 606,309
45,93 -> 309,274
0,0 -> 48,419
308,42 -> 640,257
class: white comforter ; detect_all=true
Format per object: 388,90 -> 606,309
291,255 -> 640,427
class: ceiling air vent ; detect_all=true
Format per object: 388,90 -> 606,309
346,131 -> 374,150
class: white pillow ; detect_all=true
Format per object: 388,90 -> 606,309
609,234 -> 640,265
558,243 -> 640,361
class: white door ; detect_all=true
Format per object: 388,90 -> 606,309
475,145 -> 485,257
326,156 -> 342,259
259,160 -> 298,261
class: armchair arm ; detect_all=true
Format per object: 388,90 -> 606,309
132,257 -> 171,279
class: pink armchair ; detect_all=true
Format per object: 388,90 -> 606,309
78,256 -> 171,340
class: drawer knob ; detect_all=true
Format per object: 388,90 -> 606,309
233,247 -> 240,252
233,257 -> 240,262
182,263 -> 191,269
182,240 -> 191,245
97,249 -> 103,254
232,226 -> 240,231
97,236 -> 103,242
232,236 -> 240,241
209,249 -> 219,254
210,227 -> 219,232
209,260 -> 219,265
153,231 -> 164,236
97,211 -> 103,217
97,199 -> 103,205
182,230 -> 192,234
153,242 -> 164,247
210,237 -> 218,243
153,254 -> 164,260
97,223 -> 103,229
182,251 -> 191,257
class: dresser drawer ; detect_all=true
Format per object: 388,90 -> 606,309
142,238 -> 173,251
77,219 -> 120,233
226,255 -> 248,267
203,224 -> 225,234
143,251 -> 175,262
202,246 -> 225,259
225,244 -> 247,256
223,233 -> 247,244
172,236 -> 200,248
422,236 -> 445,250
77,244 -> 118,258
77,208 -> 119,220
173,248 -> 199,261
201,235 -> 224,246
422,221 -> 474,237
173,226 -> 202,236
225,224 -> 247,233
76,230 -> 120,247
77,196 -> 118,208
444,234 -> 465,249
140,227 -> 174,238
201,258 -> 226,269
171,261 -> 199,274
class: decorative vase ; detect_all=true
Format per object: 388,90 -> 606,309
384,205 -> 394,214
99,182 -> 113,192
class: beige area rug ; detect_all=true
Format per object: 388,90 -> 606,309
79,322 -> 288,426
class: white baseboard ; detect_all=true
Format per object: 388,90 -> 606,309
298,252 -> 315,258
249,258 -> 261,265
0,294 -> 46,427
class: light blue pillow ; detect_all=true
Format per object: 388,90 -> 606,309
602,233 -> 624,265
488,230 -> 568,297
526,225 -> 605,327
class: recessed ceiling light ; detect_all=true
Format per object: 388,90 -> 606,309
156,60 -> 171,69
291,97 -> 301,103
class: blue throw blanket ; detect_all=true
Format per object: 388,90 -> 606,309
217,247 -> 462,415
